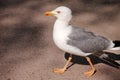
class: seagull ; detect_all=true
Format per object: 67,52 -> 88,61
45,6 -> 120,77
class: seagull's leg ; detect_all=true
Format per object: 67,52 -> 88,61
54,54 -> 72,74
84,57 -> 96,77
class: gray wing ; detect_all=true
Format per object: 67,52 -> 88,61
67,26 -> 111,53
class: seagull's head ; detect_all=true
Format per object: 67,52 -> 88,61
45,6 -> 72,22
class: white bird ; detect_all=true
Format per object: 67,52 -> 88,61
45,6 -> 120,77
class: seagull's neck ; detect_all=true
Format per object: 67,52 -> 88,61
53,19 -> 71,43
54,19 -> 70,30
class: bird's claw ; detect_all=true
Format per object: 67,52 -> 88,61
84,69 -> 96,77
53,68 -> 65,74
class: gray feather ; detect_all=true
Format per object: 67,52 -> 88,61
67,27 -> 111,53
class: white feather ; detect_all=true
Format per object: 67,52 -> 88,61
107,40 -> 120,50
109,47 -> 120,50
53,19 -> 92,56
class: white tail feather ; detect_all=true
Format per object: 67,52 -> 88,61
109,47 -> 120,50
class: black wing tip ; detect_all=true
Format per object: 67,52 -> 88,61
98,53 -> 120,69
100,58 -> 120,69
113,40 -> 120,47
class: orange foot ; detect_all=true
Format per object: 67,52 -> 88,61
84,69 -> 96,77
53,68 -> 66,74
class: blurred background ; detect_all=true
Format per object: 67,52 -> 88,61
0,0 -> 120,80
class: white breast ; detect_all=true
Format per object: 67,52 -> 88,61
53,20 -> 92,56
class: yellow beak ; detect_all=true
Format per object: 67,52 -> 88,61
44,11 -> 54,16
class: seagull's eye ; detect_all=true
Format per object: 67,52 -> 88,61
57,11 -> 61,14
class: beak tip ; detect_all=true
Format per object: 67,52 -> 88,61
44,12 -> 54,16
44,13 -> 49,16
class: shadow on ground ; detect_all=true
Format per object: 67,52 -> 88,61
65,52 -> 120,66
